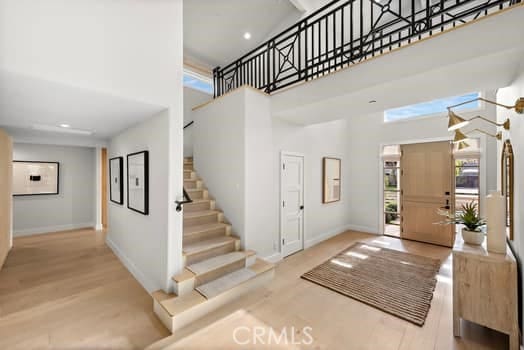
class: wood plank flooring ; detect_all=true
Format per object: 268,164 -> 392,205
0,229 -> 169,349
0,229 -> 510,349
150,231 -> 509,350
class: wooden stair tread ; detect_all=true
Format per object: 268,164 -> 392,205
171,269 -> 195,283
183,236 -> 236,255
184,209 -> 220,219
152,290 -> 176,303
196,268 -> 257,299
160,290 -> 206,317
184,222 -> 229,235
186,251 -> 247,276
248,258 -> 275,274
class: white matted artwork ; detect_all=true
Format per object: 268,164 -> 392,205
127,151 -> 149,215
109,156 -> 124,205
322,157 -> 341,203
13,161 -> 60,196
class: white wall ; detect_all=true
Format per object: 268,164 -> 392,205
12,143 -> 96,236
272,118 -> 351,252
245,89 -> 276,257
497,63 -> 524,328
184,87 -> 211,157
346,91 -> 498,234
193,89 -> 247,245
194,87 -> 351,259
107,110 -> 170,293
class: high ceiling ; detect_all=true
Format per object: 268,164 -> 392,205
184,0 -> 301,68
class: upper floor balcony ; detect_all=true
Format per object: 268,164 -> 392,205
213,0 -> 522,98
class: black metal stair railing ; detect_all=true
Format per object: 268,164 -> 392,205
213,0 -> 521,98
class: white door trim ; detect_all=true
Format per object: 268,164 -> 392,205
280,151 -> 305,258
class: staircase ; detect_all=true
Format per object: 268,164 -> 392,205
151,157 -> 275,334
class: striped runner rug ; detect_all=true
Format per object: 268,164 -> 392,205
301,242 -> 441,326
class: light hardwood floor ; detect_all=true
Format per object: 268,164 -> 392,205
0,229 -> 169,349
0,229 -> 509,349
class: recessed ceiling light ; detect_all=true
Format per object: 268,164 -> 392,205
60,124 -> 71,128
33,124 -> 93,135
369,100 -> 377,104
243,32 -> 251,40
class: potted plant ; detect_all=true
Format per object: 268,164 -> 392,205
438,201 -> 486,245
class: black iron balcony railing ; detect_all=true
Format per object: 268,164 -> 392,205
213,0 -> 521,98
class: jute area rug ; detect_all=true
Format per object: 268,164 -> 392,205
301,242 -> 441,326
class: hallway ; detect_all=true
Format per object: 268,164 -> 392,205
0,229 -> 169,349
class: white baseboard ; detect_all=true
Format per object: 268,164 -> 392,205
262,252 -> 283,264
13,222 -> 95,237
304,224 -> 354,249
105,235 -> 158,294
345,224 -> 379,235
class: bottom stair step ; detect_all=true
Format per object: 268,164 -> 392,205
153,259 -> 275,334
196,268 -> 256,299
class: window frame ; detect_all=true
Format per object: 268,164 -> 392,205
454,157 -> 481,214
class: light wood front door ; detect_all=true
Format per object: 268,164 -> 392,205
281,153 -> 304,257
401,141 -> 455,247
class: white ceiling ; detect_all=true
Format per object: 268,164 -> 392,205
0,70 -> 166,144
184,0 -> 301,68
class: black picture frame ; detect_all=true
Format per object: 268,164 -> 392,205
109,156 -> 124,205
13,160 -> 60,196
127,151 -> 149,215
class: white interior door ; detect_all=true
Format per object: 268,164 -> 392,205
281,153 -> 304,258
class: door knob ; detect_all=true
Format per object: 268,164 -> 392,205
300,205 -> 304,210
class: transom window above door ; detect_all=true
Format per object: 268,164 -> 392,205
384,92 -> 481,122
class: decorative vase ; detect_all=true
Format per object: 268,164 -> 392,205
462,228 -> 484,245
486,191 -> 506,254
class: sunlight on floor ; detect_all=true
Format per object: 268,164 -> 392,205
331,259 -> 353,269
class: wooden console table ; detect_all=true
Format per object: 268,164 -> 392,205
453,236 -> 519,350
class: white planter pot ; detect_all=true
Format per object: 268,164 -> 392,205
462,228 -> 484,245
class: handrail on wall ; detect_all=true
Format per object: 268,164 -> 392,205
175,188 -> 193,212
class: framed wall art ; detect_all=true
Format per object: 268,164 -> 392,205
109,156 -> 124,205
322,157 -> 341,203
127,151 -> 149,215
13,161 -> 60,196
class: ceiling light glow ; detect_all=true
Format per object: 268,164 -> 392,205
243,32 -> 251,40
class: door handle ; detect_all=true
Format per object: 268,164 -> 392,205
300,205 -> 304,210
440,205 -> 450,210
